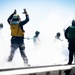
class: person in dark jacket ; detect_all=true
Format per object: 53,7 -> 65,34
7,9 -> 29,64
64,20 -> 75,64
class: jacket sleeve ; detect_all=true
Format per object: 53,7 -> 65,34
7,13 -> 15,24
64,27 -> 69,40
20,14 -> 29,25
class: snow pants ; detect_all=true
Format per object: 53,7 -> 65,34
68,40 -> 75,64
8,36 -> 28,63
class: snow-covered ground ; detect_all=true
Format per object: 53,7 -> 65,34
0,26 -> 70,69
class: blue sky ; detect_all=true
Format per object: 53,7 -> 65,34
0,0 -> 75,37
0,0 -> 75,19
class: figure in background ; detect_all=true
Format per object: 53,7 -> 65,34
25,31 -> 40,42
0,23 -> 3,29
7,9 -> 29,65
54,32 -> 63,42
33,31 -> 40,45
0,23 -> 3,38
52,32 -> 67,64
64,20 -> 75,64
25,31 -> 40,48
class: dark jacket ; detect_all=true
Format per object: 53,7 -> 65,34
7,12 -> 29,33
64,26 -> 75,42
7,12 -> 29,44
64,26 -> 70,40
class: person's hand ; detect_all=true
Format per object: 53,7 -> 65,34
13,9 -> 17,14
23,9 -> 27,14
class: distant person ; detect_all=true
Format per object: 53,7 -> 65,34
25,31 -> 40,43
53,32 -> 66,63
64,20 -> 75,64
54,32 -> 63,42
33,31 -> 40,43
7,9 -> 29,64
25,31 -> 40,48
0,23 -> 3,29
0,23 -> 3,39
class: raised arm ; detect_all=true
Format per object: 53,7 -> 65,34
7,9 -> 16,24
20,9 -> 29,25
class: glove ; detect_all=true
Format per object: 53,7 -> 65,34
23,9 -> 28,14
13,9 -> 17,14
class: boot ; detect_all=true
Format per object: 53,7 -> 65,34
7,52 -> 14,62
7,55 -> 13,62
24,57 -> 28,64
23,57 -> 30,66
